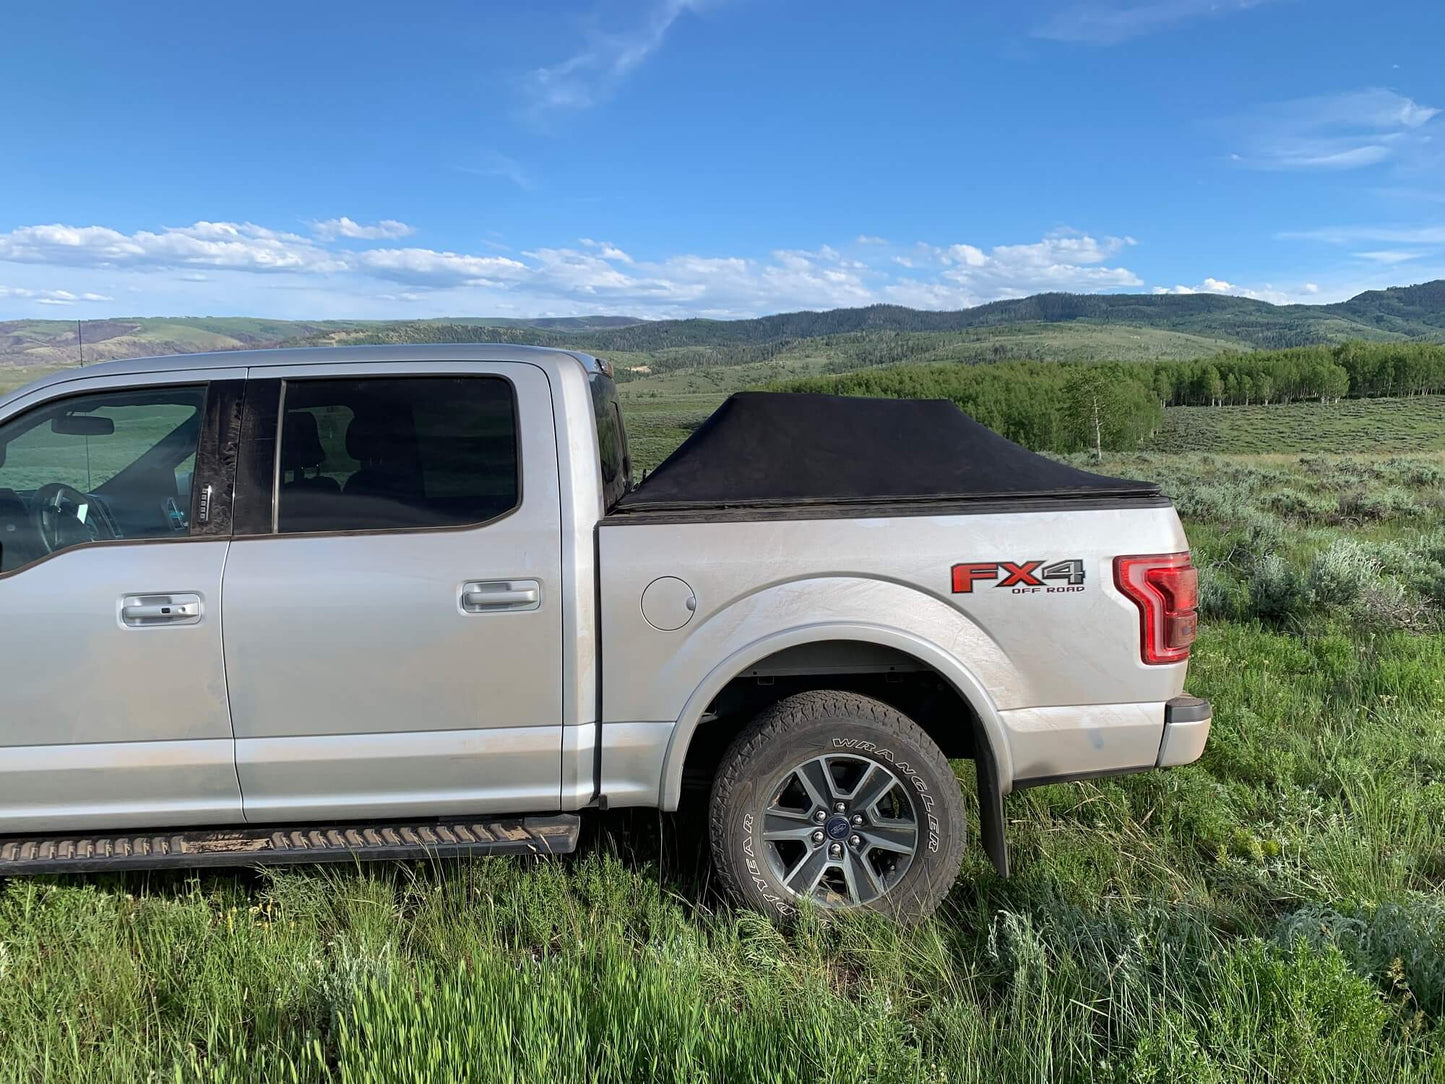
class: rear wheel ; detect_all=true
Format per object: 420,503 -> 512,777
708,690 -> 965,920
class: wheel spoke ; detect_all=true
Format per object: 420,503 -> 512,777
859,820 -> 917,854
782,845 -> 830,896
794,759 -> 838,810
840,850 -> 887,905
846,763 -> 896,811
762,812 -> 818,841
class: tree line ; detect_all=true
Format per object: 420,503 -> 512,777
769,341 -> 1445,455
1154,342 -> 1445,406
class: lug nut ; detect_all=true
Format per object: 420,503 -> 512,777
829,843 -> 843,858
814,809 -> 827,823
811,830 -> 825,843
849,835 -> 862,848
850,814 -> 864,826
834,801 -> 847,813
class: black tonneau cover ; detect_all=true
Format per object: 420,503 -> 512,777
614,392 -> 1159,512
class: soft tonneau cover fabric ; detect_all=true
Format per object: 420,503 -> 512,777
615,392 -> 1160,511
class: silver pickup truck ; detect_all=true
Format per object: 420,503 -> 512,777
0,344 -> 1208,917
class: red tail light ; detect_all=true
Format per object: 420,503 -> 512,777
1113,552 -> 1198,665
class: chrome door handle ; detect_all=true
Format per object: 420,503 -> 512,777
461,580 -> 541,613
121,593 -> 203,627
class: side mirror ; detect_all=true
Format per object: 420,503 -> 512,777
52,414 -> 115,437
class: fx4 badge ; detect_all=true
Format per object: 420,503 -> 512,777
951,559 -> 1086,595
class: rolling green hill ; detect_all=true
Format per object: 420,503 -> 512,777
1321,280 -> 1445,337
4,280 -> 1442,377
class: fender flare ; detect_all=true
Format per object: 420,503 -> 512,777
657,620 -> 1014,814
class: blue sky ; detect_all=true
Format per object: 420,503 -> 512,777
2,0 -> 1443,320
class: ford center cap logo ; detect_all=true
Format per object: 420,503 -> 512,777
825,816 -> 850,840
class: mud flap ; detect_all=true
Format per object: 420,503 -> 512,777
973,719 -> 1010,878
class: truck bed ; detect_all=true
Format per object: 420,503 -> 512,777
614,391 -> 1162,514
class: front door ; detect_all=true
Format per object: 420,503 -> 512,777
0,372 -> 243,833
220,361 -> 565,822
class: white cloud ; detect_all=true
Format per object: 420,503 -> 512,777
1352,249 -> 1426,264
1150,276 -> 1321,304
524,0 -> 706,115
1282,224 -> 1445,245
0,219 -> 1159,318
0,221 -> 347,273
456,154 -> 533,190
352,247 -> 530,287
1036,0 -> 1278,45
311,217 -> 415,240
578,238 -> 634,263
0,285 -> 113,304
881,231 -> 1141,309
1228,88 -> 1440,172
1282,222 -> 1445,271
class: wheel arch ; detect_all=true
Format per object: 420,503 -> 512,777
657,624 -> 1013,875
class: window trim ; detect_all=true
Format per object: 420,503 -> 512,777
234,372 -> 526,541
0,379 -> 230,580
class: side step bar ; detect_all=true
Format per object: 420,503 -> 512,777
0,814 -> 580,876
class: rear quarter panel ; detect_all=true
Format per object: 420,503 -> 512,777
599,503 -> 1190,802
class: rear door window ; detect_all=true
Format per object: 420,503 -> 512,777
274,376 -> 520,534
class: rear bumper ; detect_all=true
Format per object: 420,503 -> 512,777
1157,695 -> 1211,767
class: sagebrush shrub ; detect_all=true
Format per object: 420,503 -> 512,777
1171,483 -> 1253,525
1337,487 -> 1424,522
1267,488 -> 1336,522
1240,511 -> 1286,555
1196,565 -> 1239,620
1274,895 -> 1445,1018
1307,540 -> 1382,607
1248,554 -> 1310,623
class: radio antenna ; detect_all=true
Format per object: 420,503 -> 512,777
77,320 -> 84,364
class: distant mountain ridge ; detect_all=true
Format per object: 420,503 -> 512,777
535,280 -> 1445,354
0,314 -> 648,369
2,281 -> 1443,370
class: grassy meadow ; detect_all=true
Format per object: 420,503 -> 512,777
2,342 -> 1445,1081
1152,395 -> 1445,454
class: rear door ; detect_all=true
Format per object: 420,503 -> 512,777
0,370 -> 243,832
220,360 -> 564,822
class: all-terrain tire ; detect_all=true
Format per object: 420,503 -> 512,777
709,690 -> 966,921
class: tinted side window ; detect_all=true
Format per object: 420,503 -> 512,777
275,377 -> 519,534
0,386 -> 206,573
590,373 -> 631,510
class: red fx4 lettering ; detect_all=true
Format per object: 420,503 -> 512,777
951,558 -> 1087,594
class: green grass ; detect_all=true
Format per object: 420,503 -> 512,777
1151,396 -> 1445,454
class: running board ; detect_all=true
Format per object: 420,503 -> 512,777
0,815 -> 580,875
